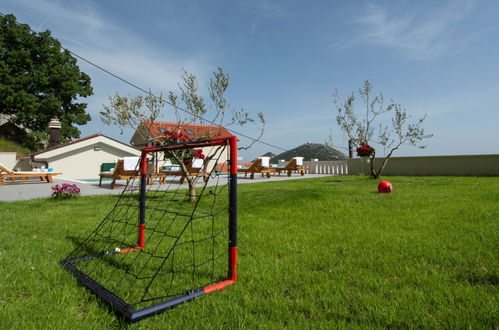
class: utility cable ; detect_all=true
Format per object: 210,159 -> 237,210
0,11 -> 289,152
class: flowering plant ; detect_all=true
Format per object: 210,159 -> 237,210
153,129 -> 189,147
51,183 -> 81,199
162,129 -> 188,143
356,143 -> 375,157
183,149 -> 205,166
157,129 -> 206,166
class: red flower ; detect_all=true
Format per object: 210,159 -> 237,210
193,149 -> 205,159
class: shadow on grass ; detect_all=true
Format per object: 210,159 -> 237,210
457,272 -> 498,286
323,180 -> 346,184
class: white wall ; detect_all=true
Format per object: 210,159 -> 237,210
43,143 -> 140,180
204,145 -> 228,172
347,154 -> 499,176
0,152 -> 17,169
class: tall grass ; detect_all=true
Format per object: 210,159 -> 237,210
0,138 -> 32,157
0,176 -> 497,329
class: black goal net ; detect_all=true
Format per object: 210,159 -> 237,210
61,137 -> 238,321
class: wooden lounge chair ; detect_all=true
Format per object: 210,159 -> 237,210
238,158 -> 275,179
277,158 -> 309,177
0,162 -> 61,185
160,163 -> 209,184
99,159 -> 139,189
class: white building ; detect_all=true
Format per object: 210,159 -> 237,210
32,134 -> 141,180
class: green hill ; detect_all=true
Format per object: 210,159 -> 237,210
260,152 -> 277,158
0,138 -> 32,158
270,143 -> 346,162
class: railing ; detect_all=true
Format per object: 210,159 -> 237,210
303,160 -> 348,175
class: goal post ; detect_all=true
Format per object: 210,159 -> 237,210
61,136 -> 238,322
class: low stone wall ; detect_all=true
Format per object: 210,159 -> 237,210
347,154 -> 499,176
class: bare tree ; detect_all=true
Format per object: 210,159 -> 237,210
101,67 -> 265,201
333,80 -> 433,178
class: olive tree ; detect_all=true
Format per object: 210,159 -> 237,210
333,80 -> 432,178
101,67 -> 265,201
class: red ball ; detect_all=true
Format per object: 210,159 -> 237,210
378,180 -> 393,193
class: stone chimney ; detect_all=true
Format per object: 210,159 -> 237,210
48,118 -> 61,148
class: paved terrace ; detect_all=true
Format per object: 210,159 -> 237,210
0,173 -> 333,202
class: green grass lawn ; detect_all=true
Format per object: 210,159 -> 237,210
0,176 -> 497,329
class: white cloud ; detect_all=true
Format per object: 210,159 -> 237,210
333,0 -> 476,60
4,0 -> 213,93
75,48 -> 209,94
2,0 -> 219,142
239,0 -> 288,33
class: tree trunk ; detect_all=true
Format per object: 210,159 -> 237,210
184,174 -> 199,202
188,182 -> 196,202
369,146 -> 399,179
171,153 -> 198,203
369,152 -> 379,178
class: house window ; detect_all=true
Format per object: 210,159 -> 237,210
159,128 -> 167,133
184,129 -> 194,135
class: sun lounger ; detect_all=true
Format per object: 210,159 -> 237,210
277,157 -> 309,177
238,158 -> 275,179
99,158 -> 139,189
0,162 -> 61,185
160,163 -> 209,184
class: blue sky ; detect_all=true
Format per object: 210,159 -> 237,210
2,0 -> 499,160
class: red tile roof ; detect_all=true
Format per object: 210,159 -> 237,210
142,121 -> 233,140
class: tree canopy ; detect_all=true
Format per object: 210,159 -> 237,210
0,14 -> 93,149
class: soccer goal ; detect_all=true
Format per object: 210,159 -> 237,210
61,136 -> 238,322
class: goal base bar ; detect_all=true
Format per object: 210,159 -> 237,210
61,245 -> 237,322
61,257 -> 234,322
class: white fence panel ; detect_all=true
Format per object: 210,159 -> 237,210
303,160 -> 348,175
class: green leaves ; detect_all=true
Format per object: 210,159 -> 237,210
0,14 -> 93,150
101,91 -> 164,138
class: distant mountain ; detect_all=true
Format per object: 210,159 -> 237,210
260,152 -> 277,158
270,143 -> 346,162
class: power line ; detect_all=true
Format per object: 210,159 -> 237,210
0,11 -> 289,152
67,50 -> 288,152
